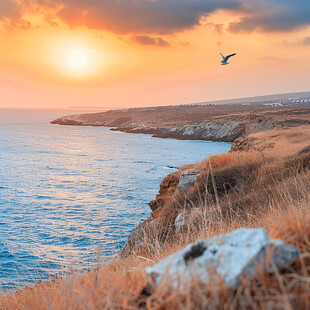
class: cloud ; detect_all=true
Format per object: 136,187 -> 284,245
0,0 -> 21,21
0,0 -> 32,30
302,36 -> 310,45
132,35 -> 170,47
206,23 -> 224,35
229,0 -> 310,33
3,0 -> 310,35
28,0 -> 243,34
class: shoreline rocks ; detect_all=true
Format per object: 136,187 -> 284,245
51,107 -> 310,142
51,108 -> 310,143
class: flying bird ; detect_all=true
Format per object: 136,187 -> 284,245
220,53 -> 237,65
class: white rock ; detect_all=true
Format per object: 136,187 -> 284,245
202,122 -> 239,139
183,125 -> 197,136
174,208 -> 203,233
174,213 -> 188,232
146,228 -> 300,289
177,169 -> 200,191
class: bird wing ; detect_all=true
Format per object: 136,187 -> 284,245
220,53 -> 226,61
224,53 -> 237,61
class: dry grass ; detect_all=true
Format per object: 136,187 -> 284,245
234,125 -> 310,159
1,126 -> 310,309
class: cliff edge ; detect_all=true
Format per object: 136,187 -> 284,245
51,105 -> 310,142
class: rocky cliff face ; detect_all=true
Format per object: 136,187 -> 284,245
51,107 -> 310,259
119,125 -> 310,258
51,107 -> 310,142
51,113 -> 244,142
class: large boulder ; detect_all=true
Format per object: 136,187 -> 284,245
146,228 -> 300,289
177,169 -> 200,191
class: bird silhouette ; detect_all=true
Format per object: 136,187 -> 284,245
220,53 -> 237,65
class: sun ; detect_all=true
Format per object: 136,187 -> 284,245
64,48 -> 92,76
49,39 -> 105,79
68,50 -> 87,70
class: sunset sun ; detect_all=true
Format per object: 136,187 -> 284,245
49,40 -> 104,78
68,50 -> 87,70
63,47 -> 94,76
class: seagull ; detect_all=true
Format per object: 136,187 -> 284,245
220,53 -> 237,65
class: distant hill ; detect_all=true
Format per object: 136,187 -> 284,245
194,91 -> 310,106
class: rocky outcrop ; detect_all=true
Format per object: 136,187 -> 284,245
148,171 -> 180,213
120,171 -> 182,257
177,169 -> 200,192
146,228 -> 300,289
51,106 -> 310,142
119,218 -> 163,258
120,169 -> 204,257
51,116 -> 245,142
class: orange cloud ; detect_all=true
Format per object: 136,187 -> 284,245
3,1 -> 310,35
0,0 -> 32,30
132,35 -> 169,47
8,0 -> 243,34
0,0 -> 20,20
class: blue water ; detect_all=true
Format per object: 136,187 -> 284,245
0,110 -> 231,289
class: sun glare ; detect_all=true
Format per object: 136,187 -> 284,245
49,39 -> 105,79
68,50 -> 87,69
64,48 -> 94,76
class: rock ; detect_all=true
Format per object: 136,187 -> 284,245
119,219 -> 162,258
129,219 -> 161,239
148,199 -> 160,212
177,169 -> 200,191
174,208 -> 203,233
174,213 -> 188,232
146,228 -> 300,289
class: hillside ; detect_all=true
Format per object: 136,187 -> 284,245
196,91 -> 310,105
121,125 -> 310,258
51,105 -> 310,142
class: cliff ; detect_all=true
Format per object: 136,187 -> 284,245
51,105 -> 310,142
120,124 -> 310,257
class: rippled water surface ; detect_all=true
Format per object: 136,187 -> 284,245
0,110 -> 231,289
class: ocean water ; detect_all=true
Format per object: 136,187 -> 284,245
0,110 -> 231,290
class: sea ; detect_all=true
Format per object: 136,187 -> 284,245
0,110 -> 231,290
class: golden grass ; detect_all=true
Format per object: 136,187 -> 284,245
1,125 -> 310,309
237,125 -> 310,159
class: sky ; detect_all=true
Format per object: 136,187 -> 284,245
0,0 -> 310,110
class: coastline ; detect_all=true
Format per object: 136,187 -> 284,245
2,118 -> 310,308
49,105 -> 310,257
51,105 -> 310,142
119,123 -> 310,258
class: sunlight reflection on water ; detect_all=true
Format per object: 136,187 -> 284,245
0,110 -> 231,289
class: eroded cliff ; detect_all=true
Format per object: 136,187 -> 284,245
51,105 -> 310,142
